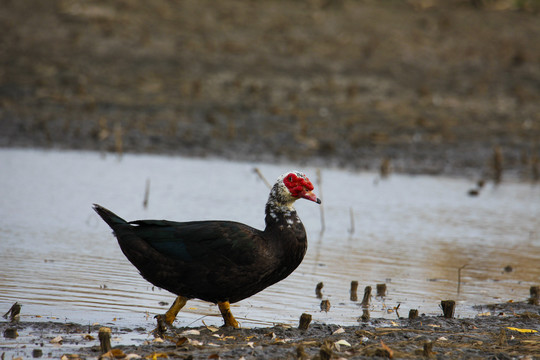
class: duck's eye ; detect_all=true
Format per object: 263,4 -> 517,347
288,176 -> 293,181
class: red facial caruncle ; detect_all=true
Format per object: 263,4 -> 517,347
283,173 -> 321,203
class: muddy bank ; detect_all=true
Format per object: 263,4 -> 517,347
1,0 -> 540,178
2,301 -> 539,359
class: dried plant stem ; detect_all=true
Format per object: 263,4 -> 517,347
348,207 -> 355,235
316,168 -> 325,233
457,264 -> 468,295
361,286 -> 372,307
143,178 -> 150,209
253,168 -> 271,189
114,122 -> 123,159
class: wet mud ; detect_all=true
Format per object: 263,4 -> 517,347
2,301 -> 539,359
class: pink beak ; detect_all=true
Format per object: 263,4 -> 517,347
301,190 -> 322,204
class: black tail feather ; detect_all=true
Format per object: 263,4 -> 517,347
93,204 -> 128,228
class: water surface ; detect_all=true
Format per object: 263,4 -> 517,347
1,149 -> 539,329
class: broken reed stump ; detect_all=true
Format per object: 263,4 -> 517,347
98,327 -> 112,354
32,349 -> 43,358
361,286 -> 372,307
380,157 -> 391,179
376,283 -> 387,297
498,328 -> 508,346
408,309 -> 419,320
296,345 -> 309,360
350,281 -> 359,301
315,282 -> 324,299
423,341 -> 433,357
298,313 -> 312,330
3,328 -> 18,339
529,286 -> 539,305
441,300 -> 456,318
468,188 -> 480,196
319,340 -> 333,360
320,300 -> 331,312
360,309 -> 370,322
492,145 -> 503,184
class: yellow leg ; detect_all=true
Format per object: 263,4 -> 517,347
218,301 -> 239,328
164,296 -> 188,325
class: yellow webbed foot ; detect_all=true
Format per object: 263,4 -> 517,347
153,296 -> 188,337
218,301 -> 239,328
164,296 -> 188,325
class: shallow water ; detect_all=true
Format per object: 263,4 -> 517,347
1,148 -> 539,330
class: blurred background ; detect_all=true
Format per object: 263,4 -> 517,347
1,0 -> 539,179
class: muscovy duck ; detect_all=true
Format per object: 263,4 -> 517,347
93,170 -> 321,328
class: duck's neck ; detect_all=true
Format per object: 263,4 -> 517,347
264,197 -> 302,230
